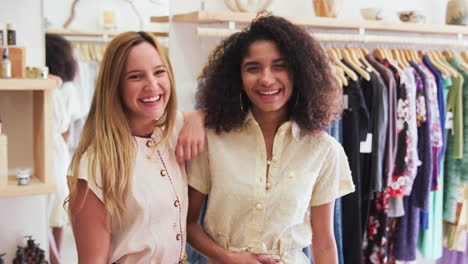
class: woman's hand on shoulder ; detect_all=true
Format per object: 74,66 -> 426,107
176,110 -> 206,165
222,252 -> 281,264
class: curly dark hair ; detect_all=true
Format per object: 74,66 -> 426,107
196,14 -> 341,134
45,33 -> 77,82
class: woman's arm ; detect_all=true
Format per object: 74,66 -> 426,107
310,201 -> 338,264
176,111 -> 206,164
187,187 -> 277,264
69,179 -> 111,264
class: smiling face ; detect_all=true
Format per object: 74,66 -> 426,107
241,40 -> 293,119
120,41 -> 171,130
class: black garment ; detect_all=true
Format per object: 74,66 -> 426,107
341,76 -> 369,264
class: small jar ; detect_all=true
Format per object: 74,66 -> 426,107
7,23 -> 16,45
35,66 -> 48,79
17,168 -> 31,185
26,67 -> 36,78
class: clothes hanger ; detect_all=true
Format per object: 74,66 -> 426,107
335,65 -> 348,86
373,48 -> 387,61
354,47 -> 379,74
327,48 -> 358,81
392,49 -> 406,69
401,49 -> 411,68
331,64 -> 345,88
433,50 -> 459,77
425,50 -> 450,77
342,48 -> 371,81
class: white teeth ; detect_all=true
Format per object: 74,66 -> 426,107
141,95 -> 161,103
258,89 -> 280,95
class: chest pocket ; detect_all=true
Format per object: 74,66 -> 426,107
278,169 -> 317,219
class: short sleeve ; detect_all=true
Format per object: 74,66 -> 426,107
310,140 -> 355,206
186,136 -> 211,195
68,153 -> 105,202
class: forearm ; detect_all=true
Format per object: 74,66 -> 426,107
187,222 -> 231,263
311,240 -> 338,264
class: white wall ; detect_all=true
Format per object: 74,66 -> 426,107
44,0 -> 170,32
0,1 -> 48,263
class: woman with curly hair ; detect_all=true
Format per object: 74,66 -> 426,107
185,14 -> 355,264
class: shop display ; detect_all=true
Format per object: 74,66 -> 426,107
0,23 -> 4,46
1,47 -> 11,79
446,0 -> 468,25
12,236 -> 48,264
7,23 -> 16,45
313,0 -> 342,17
16,168 -> 31,186
360,8 -> 383,20
398,10 -> 426,23
224,0 -> 273,12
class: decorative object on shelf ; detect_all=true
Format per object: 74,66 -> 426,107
0,46 -> 25,78
313,0 -> 343,18
63,0 -> 80,28
224,0 -> 273,12
1,48 -> 11,79
446,0 -> 468,25
398,10 -> 426,23
12,236 -> 49,264
101,10 -> 117,30
36,67 -> 49,79
360,8 -> 383,20
0,23 -> 4,46
7,23 -> 16,45
16,168 -> 31,186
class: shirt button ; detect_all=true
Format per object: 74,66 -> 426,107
174,200 -> 180,207
288,171 -> 295,179
160,169 -> 167,176
281,251 -> 289,258
266,182 -> 271,190
271,156 -> 278,163
176,234 -> 181,241
146,140 -> 154,148
255,203 -> 264,210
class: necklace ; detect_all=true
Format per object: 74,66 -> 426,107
156,149 -> 185,264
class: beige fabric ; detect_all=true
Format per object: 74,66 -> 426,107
72,112 -> 187,264
188,112 -> 355,264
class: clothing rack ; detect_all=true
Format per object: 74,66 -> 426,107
196,27 -> 468,47
45,29 -> 169,43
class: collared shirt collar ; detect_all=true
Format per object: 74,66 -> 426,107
242,111 -> 300,141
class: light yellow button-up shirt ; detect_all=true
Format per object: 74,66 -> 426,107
188,113 -> 355,263
72,112 -> 188,264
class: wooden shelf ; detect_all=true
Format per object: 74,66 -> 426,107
0,176 -> 55,198
151,10 -> 468,35
46,28 -> 169,38
0,79 -> 56,91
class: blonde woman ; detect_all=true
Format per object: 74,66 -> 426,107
67,31 -> 202,263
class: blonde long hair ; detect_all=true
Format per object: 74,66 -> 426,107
66,31 -> 177,223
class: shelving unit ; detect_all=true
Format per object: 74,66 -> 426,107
45,29 -> 168,38
151,10 -> 468,35
0,79 -> 56,198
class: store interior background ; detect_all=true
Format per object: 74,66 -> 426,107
0,0 -> 456,263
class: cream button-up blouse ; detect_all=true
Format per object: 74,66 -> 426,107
74,112 -> 187,264
188,113 -> 355,264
